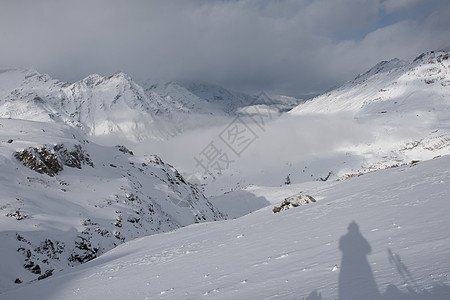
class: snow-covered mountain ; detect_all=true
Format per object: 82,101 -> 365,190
0,69 -> 300,142
0,118 -> 224,292
143,80 -> 300,114
285,50 -> 450,178
291,50 -> 449,115
176,81 -> 255,114
0,69 -> 190,141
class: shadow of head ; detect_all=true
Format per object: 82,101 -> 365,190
347,220 -> 359,232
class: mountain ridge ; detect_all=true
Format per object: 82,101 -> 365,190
0,68 -> 300,142
290,49 -> 449,114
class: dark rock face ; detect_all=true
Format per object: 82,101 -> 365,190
15,143 -> 94,176
15,146 -> 63,176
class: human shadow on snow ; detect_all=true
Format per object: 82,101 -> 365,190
304,221 -> 450,300
338,221 -> 380,300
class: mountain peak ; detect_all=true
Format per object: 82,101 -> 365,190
353,58 -> 407,84
256,91 -> 271,100
108,71 -> 133,82
80,73 -> 104,87
412,49 -> 450,64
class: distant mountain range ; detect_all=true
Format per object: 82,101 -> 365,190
0,69 -> 300,142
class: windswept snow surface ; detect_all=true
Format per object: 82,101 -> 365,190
2,155 -> 450,299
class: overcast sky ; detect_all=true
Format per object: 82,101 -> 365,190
1,0 -> 450,97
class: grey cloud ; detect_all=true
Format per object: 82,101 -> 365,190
1,0 -> 449,97
300,0 -> 381,35
382,0 -> 423,14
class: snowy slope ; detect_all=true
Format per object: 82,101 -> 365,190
0,118 -> 224,292
2,155 -> 449,299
